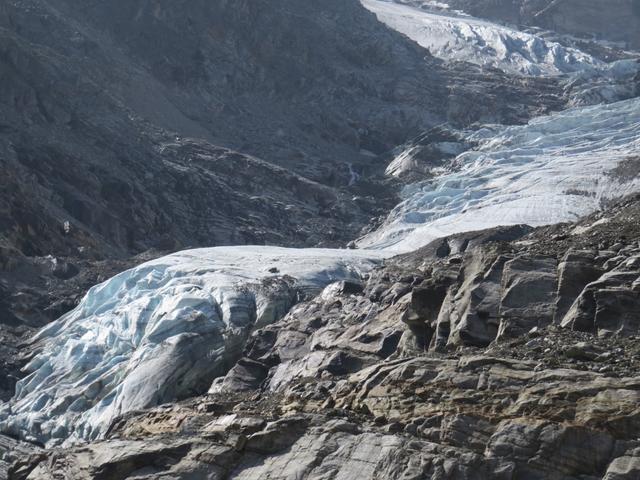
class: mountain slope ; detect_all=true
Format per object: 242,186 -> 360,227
0,0 -> 564,260
5,91 -> 640,449
0,0 -> 570,424
6,195 -> 640,479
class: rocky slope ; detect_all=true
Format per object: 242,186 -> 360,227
0,0 -> 573,416
4,89 -> 639,454
6,194 -> 640,479
0,0 -> 565,260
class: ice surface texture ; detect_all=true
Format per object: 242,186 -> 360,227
0,247 -> 380,446
359,97 -> 640,252
361,0 -> 602,76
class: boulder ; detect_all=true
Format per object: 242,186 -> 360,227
562,270 -> 640,336
604,448 -> 640,480
594,288 -> 640,336
488,421 -> 615,479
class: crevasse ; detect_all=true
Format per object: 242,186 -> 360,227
358,96 -> 640,252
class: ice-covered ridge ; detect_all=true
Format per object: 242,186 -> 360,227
361,0 -> 603,76
359,97 -> 640,252
565,59 -> 640,107
0,247 -> 381,446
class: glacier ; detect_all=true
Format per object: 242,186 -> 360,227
0,247 -> 381,446
565,58 -> 640,107
2,4 -> 640,449
361,0 -> 603,76
4,97 -> 640,448
358,96 -> 640,252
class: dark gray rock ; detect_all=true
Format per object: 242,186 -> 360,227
554,250 -> 603,323
245,416 -> 310,454
401,275 -> 451,352
593,288 -> 640,337
447,250 -> 512,348
562,270 -> 640,336
497,255 -> 558,340
604,448 -> 640,480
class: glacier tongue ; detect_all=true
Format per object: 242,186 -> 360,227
361,0 -> 603,76
358,97 -> 640,252
0,247 -> 381,446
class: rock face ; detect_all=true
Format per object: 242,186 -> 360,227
497,255 -> 558,339
554,250 -> 604,322
10,351 -> 640,479
434,246 -> 508,349
562,267 -> 640,336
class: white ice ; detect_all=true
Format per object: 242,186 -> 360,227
0,247 -> 381,446
361,0 -> 603,76
358,97 -> 640,252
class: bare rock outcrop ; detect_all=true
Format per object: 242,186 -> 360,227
6,196 -> 640,480
496,255 -> 558,340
